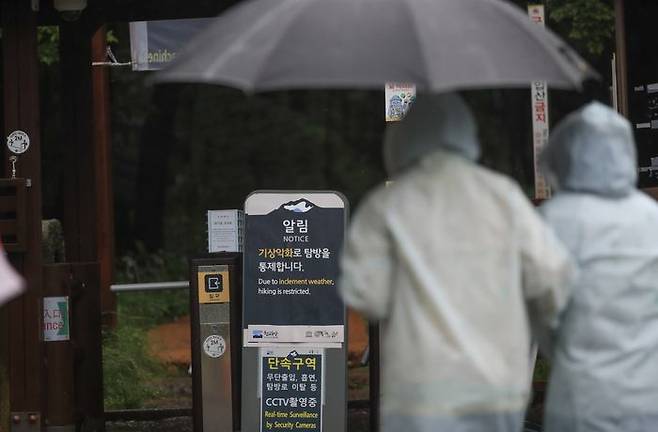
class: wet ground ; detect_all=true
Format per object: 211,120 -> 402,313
107,417 -> 192,432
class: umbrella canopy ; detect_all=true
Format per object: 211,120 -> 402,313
155,0 -> 596,92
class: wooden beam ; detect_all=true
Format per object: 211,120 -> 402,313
1,0 -> 44,425
43,265 -> 75,430
91,26 -> 117,328
59,23 -> 106,431
60,21 -> 97,263
71,263 -> 104,432
0,300 -> 8,432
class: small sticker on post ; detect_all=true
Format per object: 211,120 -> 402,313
203,334 -> 226,358
198,269 -> 230,304
43,296 -> 70,342
7,130 -> 30,155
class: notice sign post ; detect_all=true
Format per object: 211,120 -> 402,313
243,192 -> 346,346
242,191 -> 347,432
190,254 -> 243,432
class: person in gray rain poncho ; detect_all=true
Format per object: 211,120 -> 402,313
339,93 -> 573,432
540,102 -> 658,431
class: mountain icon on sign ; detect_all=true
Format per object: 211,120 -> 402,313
281,199 -> 315,213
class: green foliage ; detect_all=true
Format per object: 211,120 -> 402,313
547,0 -> 614,58
113,243 -> 189,327
36,26 -> 119,65
147,86 -> 385,255
104,245 -> 190,409
37,27 -> 60,65
115,242 -> 187,285
512,1 -> 614,61
103,325 -> 163,409
116,288 -> 189,329
106,30 -> 119,45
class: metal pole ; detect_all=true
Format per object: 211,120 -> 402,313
110,281 -> 189,293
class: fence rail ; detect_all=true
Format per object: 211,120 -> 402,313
110,281 -> 189,293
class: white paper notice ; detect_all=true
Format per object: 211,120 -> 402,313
208,209 -> 244,253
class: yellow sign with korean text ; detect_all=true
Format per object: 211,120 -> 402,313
197,269 -> 230,304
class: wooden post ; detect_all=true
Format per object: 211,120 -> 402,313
70,263 -> 104,432
1,0 -> 44,428
59,19 -> 105,432
41,263 -> 103,432
614,0 -> 629,118
60,21 -> 97,263
0,291 -> 9,432
91,26 -> 116,328
368,324 -> 380,432
43,265 -> 75,431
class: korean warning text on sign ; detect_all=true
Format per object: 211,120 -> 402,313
261,353 -> 322,432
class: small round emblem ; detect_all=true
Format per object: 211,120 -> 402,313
7,130 -> 30,155
203,335 -> 226,358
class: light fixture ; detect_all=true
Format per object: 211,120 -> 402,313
53,0 -> 87,21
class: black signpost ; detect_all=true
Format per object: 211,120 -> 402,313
244,196 -> 345,340
241,191 -> 347,432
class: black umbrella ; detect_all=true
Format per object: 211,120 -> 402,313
156,0 -> 596,92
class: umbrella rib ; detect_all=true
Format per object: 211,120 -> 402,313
203,0 -> 300,81
249,0 -> 311,88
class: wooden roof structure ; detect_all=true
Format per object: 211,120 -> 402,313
0,1 -> 235,431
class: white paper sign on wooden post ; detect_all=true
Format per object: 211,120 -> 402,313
528,5 -> 551,200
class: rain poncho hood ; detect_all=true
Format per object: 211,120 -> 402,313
540,102 -> 658,431
340,94 -> 572,432
541,101 -> 637,197
384,93 -> 480,175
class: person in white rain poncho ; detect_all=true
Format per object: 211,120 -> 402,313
339,93 -> 573,432
0,241 -> 24,305
540,102 -> 658,432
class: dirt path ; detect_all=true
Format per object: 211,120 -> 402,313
147,309 -> 370,366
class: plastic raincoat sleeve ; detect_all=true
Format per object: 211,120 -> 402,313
516,194 -> 573,357
339,192 -> 393,321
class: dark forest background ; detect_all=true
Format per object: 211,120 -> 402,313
35,0 -> 616,275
